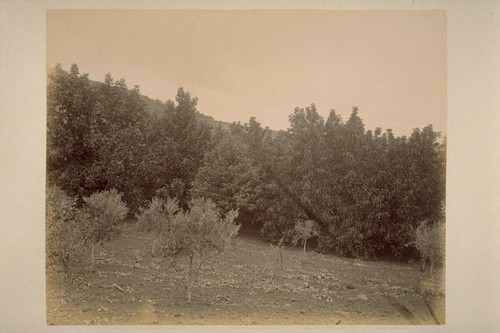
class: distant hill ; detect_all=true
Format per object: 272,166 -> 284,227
47,66 -> 273,133
139,93 -> 233,131
84,76 -> 234,130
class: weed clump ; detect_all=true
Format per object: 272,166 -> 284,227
414,219 -> 445,277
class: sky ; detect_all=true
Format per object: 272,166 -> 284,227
47,10 -> 446,136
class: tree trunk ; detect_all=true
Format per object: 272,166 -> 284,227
90,243 -> 95,272
186,283 -> 192,304
151,238 -> 157,257
279,246 -> 283,270
186,255 -> 194,304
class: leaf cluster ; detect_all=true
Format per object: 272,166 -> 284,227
136,196 -> 179,237
160,198 -> 240,259
293,220 -> 320,246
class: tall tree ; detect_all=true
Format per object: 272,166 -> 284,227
153,88 -> 212,208
192,131 -> 257,215
86,74 -> 151,211
47,64 -> 97,199
258,105 -> 331,243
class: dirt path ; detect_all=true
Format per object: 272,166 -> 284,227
47,221 -> 445,325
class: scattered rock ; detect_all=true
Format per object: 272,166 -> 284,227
357,294 -> 368,301
346,283 -> 356,290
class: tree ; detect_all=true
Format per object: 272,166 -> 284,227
47,65 -> 152,211
258,105 -> 330,245
159,198 -> 239,303
142,116 -> 182,202
47,64 -> 97,199
191,130 -> 258,215
79,189 -> 129,271
87,74 -> 151,211
253,104 -> 445,261
293,220 -> 320,255
146,88 -> 212,208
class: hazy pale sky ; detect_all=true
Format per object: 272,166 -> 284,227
47,10 -> 446,136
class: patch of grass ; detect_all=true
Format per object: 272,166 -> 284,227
417,278 -> 445,297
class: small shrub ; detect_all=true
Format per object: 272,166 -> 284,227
80,189 -> 129,271
137,197 -> 164,232
292,219 -> 320,255
46,185 -> 86,275
414,219 -> 445,277
159,198 -> 239,303
136,196 -> 179,256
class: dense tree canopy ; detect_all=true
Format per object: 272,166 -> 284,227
47,64 -> 445,261
47,65 -> 211,212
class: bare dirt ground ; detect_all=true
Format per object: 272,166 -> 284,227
46,220 -> 445,325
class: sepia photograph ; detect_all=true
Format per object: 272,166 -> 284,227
1,1 -> 499,332
45,9 -> 446,325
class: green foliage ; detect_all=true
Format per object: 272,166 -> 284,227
80,189 -> 129,245
46,185 -> 86,274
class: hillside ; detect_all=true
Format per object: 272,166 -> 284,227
82,76 -> 236,130
46,64 -> 235,131
139,93 -> 233,131
86,77 -> 277,133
